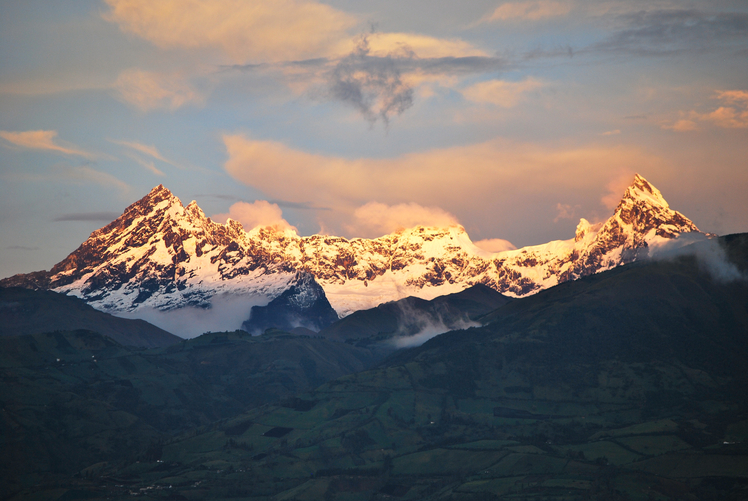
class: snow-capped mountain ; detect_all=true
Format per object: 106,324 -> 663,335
1,174 -> 700,317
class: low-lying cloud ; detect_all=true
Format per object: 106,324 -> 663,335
114,293 -> 270,338
650,233 -> 746,283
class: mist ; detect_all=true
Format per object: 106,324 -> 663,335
389,300 -> 480,349
114,293 -> 271,338
649,233 -> 746,283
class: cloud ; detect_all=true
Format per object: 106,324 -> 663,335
663,119 -> 698,132
600,171 -> 636,210
462,77 -> 544,107
600,129 -> 621,136
110,139 -> 180,167
127,154 -> 165,176
665,90 -> 748,131
593,9 -> 748,56
59,165 -> 130,192
223,134 -> 668,236
328,35 -> 414,124
113,69 -> 203,112
481,1 -> 573,23
473,238 -> 517,253
104,0 -> 357,63
0,130 -> 97,159
553,202 -> 578,222
337,32 -> 488,60
651,233 -> 746,284
352,202 -> 459,236
53,212 -> 122,222
212,200 -> 296,232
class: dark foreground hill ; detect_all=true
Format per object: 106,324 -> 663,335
0,329 -> 383,499
51,234 -> 748,501
0,287 -> 180,348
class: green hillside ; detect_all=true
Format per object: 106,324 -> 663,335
0,287 -> 180,348
44,234 -> 746,501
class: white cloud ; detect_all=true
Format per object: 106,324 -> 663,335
462,78 -> 544,107
113,69 -> 203,112
0,130 -> 97,159
212,201 -> 296,232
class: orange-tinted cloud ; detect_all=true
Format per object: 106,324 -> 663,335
600,171 -> 636,210
352,202 -> 459,236
223,134 -> 667,235
113,69 -> 203,112
104,0 -> 357,63
473,238 -> 517,253
481,1 -> 572,22
212,201 -> 296,232
462,78 -> 544,107
665,90 -> 748,131
0,130 -> 97,159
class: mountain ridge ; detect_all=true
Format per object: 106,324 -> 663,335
1,174 -> 701,317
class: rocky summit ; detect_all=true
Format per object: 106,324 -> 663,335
1,174 -> 700,317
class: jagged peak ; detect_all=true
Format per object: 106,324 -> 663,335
618,173 -> 669,210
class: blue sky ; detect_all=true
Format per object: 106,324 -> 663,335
1,0 -> 747,278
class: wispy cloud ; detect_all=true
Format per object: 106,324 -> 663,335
481,1 -> 573,23
60,165 -> 130,192
0,130 -> 97,159
462,77 -> 544,107
53,212 -> 122,222
600,129 -> 621,136
110,139 -> 179,167
127,154 -> 165,176
113,69 -> 203,112
593,9 -> 748,56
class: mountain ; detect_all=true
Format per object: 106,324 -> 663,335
242,271 -> 340,334
0,328 -> 384,499
1,174 -> 700,318
318,283 -> 511,346
0,287 -> 180,347
69,233 -> 747,500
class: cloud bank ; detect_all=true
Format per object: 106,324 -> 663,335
212,200 -> 296,232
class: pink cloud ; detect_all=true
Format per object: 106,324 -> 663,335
212,201 -> 296,232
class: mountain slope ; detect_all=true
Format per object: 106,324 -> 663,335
0,287 -> 180,347
0,328 -> 385,498
89,234 -> 748,500
1,174 -> 701,318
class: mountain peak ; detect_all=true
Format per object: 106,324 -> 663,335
619,173 -> 669,210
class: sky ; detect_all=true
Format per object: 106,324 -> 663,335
1,0 -> 747,279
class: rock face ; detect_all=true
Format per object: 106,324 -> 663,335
1,174 -> 701,317
242,272 -> 340,334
